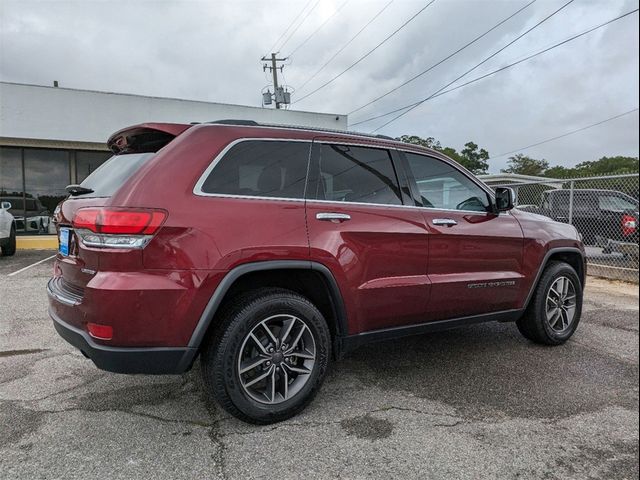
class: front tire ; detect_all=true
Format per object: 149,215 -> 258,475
517,261 -> 583,345
1,225 -> 16,256
200,288 -> 331,424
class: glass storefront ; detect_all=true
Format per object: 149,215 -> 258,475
0,146 -> 111,234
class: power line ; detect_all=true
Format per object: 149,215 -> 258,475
349,7 -> 639,127
347,0 -> 536,116
293,0 -> 437,105
367,0 -> 576,132
278,0 -> 322,53
289,0 -> 351,56
490,108 -> 640,159
266,0 -> 314,55
296,0 -> 394,92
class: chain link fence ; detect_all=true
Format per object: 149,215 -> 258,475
486,173 -> 639,283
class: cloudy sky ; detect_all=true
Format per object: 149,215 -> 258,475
1,0 -> 638,172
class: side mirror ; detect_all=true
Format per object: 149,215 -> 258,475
494,187 -> 515,212
1,201 -> 11,210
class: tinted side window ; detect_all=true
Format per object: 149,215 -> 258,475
201,141 -> 310,199
313,144 -> 402,205
405,153 -> 490,212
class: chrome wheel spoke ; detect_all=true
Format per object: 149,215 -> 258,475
286,324 -> 308,353
561,309 -> 569,329
288,350 -> 315,360
282,363 -> 312,375
249,332 -> 269,355
280,367 -> 289,401
239,356 -> 269,374
244,365 -> 274,388
279,316 -> 296,344
260,322 -> 279,346
269,367 -> 277,403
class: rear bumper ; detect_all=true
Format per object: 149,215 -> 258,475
49,306 -> 196,374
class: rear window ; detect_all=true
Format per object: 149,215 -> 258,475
598,195 -> 638,211
79,153 -> 154,197
200,140 -> 311,199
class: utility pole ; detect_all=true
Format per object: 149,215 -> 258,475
261,53 -> 289,109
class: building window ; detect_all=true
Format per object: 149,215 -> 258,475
0,146 -> 111,235
23,149 -> 70,234
0,147 -> 23,196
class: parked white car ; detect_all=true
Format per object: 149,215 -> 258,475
0,200 -> 17,256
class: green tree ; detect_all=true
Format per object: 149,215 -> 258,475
501,154 -> 549,176
574,156 -> 639,175
543,165 -> 574,178
396,135 -> 441,150
396,135 -> 490,174
459,142 -> 490,174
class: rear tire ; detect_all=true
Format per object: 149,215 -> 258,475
200,288 -> 331,424
1,225 -> 16,256
517,261 -> 582,345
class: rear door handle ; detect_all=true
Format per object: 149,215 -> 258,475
316,212 -> 351,222
432,218 -> 457,227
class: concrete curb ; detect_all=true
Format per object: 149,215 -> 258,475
17,235 -> 58,250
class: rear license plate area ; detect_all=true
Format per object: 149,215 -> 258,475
59,227 -> 71,256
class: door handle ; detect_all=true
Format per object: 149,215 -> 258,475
432,218 -> 457,227
316,212 -> 351,222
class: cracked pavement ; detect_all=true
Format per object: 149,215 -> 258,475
0,251 -> 638,479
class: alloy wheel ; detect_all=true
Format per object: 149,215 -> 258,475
237,314 -> 316,404
545,276 -> 577,333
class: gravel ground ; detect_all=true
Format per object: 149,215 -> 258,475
0,251 -> 638,480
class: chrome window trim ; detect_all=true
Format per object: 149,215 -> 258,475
193,138 -> 313,198
192,136 -> 507,216
195,123 -> 494,194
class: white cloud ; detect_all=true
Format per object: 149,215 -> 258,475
1,0 -> 638,172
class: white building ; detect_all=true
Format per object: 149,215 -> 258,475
0,81 -> 347,235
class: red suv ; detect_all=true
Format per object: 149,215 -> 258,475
49,120 -> 586,424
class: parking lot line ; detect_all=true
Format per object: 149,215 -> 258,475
7,254 -> 56,277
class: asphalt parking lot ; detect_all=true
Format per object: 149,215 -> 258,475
1,250 -> 638,480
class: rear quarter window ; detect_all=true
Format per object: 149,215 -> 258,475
199,140 -> 311,199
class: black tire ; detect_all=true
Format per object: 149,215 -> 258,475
1,225 -> 16,257
517,261 -> 583,345
200,288 -> 331,424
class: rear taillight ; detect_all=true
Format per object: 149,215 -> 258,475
73,207 -> 167,249
622,214 -> 637,237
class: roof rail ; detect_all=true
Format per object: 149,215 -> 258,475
202,119 -> 399,142
207,119 -> 260,126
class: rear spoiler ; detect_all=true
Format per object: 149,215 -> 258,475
107,123 -> 192,154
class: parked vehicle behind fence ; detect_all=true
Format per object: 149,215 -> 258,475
48,120 -> 586,424
520,189 -> 638,250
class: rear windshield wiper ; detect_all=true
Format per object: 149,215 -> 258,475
66,184 -> 94,196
